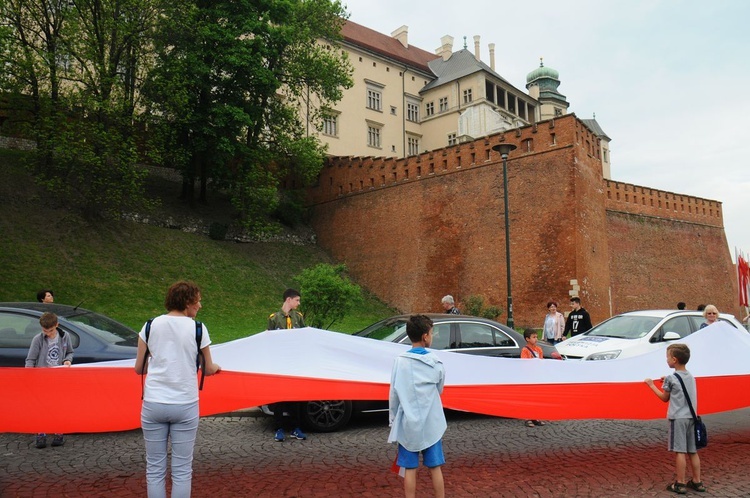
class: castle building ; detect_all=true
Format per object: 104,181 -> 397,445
304,20 -> 739,325
306,21 -> 611,164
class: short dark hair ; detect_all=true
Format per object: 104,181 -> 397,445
283,288 -> 301,301
667,343 -> 690,365
406,314 -> 433,343
36,289 -> 53,302
547,301 -> 558,309
523,328 -> 537,340
570,297 -> 581,304
696,304 -> 706,311
165,281 -> 201,312
39,312 -> 58,329
677,302 -> 686,310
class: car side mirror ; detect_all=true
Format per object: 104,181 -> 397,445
662,331 -> 681,341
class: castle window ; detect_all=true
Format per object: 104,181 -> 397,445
390,106 -> 397,115
447,133 -> 457,146
322,113 -> 338,137
523,138 -> 533,152
485,80 -> 495,103
425,102 -> 434,116
507,94 -> 516,114
439,97 -> 449,112
406,100 -> 419,122
497,87 -> 506,108
367,125 -> 382,148
407,136 -> 420,156
527,103 -> 536,123
367,88 -> 382,111
463,89 -> 473,104
365,81 -> 384,111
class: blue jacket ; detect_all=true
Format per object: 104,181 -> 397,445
388,349 -> 446,452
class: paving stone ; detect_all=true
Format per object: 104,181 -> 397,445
1,408 -> 748,496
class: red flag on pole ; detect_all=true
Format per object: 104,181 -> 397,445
738,254 -> 749,307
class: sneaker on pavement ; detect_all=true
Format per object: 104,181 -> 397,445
290,428 -> 307,440
35,433 -> 47,449
51,434 -> 65,447
274,429 -> 285,442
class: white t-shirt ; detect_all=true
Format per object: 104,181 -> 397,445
139,314 -> 212,404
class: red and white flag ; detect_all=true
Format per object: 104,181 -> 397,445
738,250 -> 750,307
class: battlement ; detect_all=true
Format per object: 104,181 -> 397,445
308,115 -> 582,205
605,180 -> 723,227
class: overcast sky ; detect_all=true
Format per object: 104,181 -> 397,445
342,0 -> 750,260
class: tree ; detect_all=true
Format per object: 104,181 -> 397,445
0,0 -> 162,218
143,0 -> 352,231
295,263 -> 361,329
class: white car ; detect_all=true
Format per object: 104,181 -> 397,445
557,309 -> 744,360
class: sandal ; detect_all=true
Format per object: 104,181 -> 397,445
525,420 -> 535,427
666,482 -> 687,495
687,480 -> 706,492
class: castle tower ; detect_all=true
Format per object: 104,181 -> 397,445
526,58 -> 569,121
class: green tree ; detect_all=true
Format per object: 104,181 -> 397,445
143,0 -> 352,231
0,0 -> 161,218
295,263 -> 361,329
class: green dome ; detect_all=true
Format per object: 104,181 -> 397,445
526,60 -> 559,84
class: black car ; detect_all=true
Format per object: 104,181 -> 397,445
289,314 -> 559,432
355,314 -> 559,358
0,302 -> 139,366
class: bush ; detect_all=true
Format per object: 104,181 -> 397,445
295,263 -> 361,329
463,295 -> 503,320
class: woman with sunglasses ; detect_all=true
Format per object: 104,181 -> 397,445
699,304 -> 720,329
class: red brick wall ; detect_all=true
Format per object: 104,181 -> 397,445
308,114 -> 740,327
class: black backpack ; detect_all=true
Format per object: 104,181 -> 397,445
141,319 -> 206,398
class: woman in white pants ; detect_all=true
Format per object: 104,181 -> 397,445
135,281 -> 221,498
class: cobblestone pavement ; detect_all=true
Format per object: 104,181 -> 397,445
2,407 -> 749,497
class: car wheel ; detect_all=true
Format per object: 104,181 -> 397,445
301,400 -> 353,432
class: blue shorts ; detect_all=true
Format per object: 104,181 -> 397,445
397,440 -> 445,469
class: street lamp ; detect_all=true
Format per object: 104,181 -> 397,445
491,142 -> 517,329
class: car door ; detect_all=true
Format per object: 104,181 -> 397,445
0,311 -> 41,366
650,316 -> 693,346
454,321 -> 518,357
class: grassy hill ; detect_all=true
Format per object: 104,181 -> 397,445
0,149 -> 395,343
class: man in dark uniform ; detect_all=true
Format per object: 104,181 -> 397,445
267,288 -> 306,442
563,297 -> 593,338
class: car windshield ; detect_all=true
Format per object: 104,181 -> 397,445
586,315 -> 661,340
357,318 -> 408,342
64,311 -> 139,347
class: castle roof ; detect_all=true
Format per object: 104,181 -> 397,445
421,49 -> 514,92
582,118 -> 611,141
340,20 -> 437,74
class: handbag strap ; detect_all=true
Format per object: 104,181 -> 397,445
673,373 -> 699,421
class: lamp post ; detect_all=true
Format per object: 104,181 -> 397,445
491,142 -> 517,329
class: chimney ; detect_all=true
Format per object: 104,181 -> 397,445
489,43 -> 496,71
391,25 -> 408,48
473,35 -> 481,60
436,35 -> 454,61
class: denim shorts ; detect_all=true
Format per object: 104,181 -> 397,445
397,440 -> 445,469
